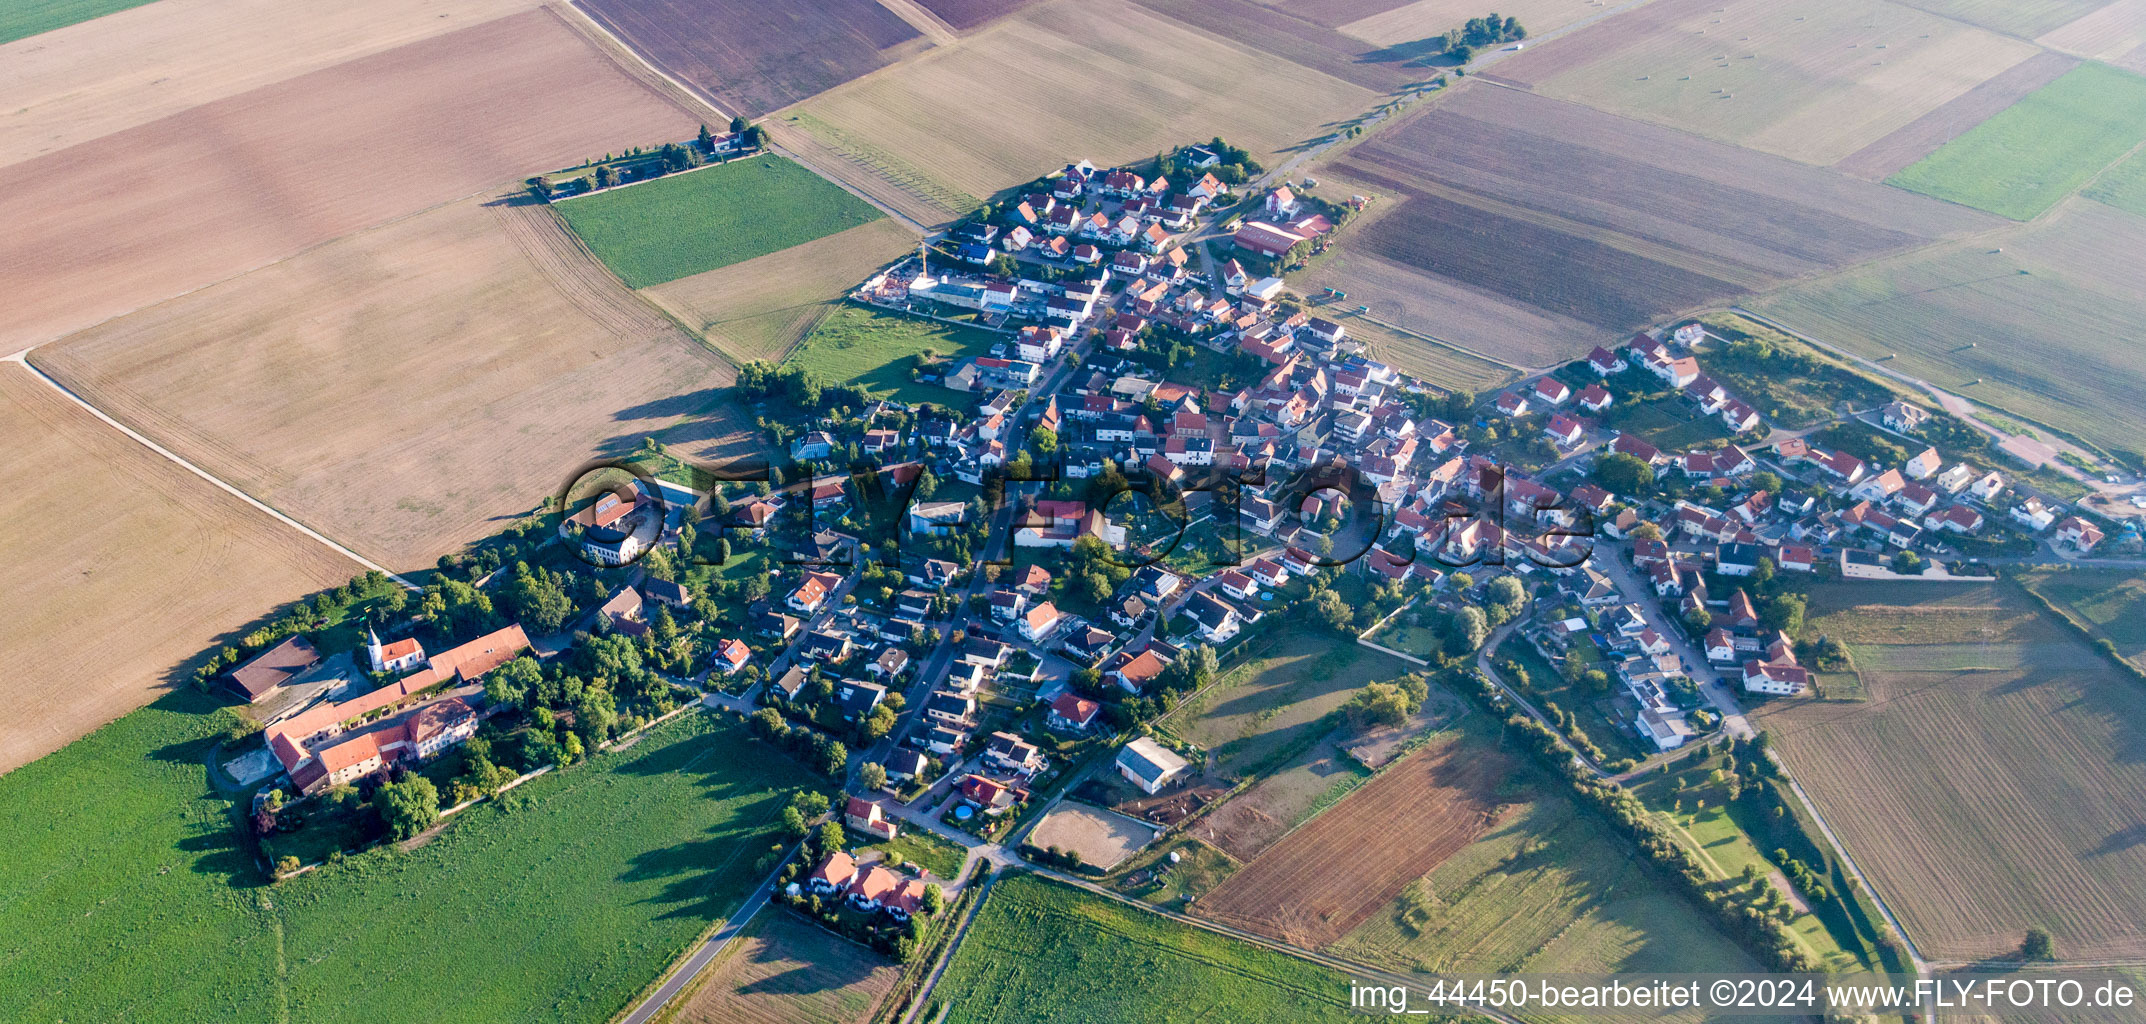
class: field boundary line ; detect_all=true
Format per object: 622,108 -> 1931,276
1,356 -> 416,588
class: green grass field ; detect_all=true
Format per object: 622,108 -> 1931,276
0,701 -> 804,1023
785,303 -> 1000,405
859,827 -> 968,880
1628,758 -> 1872,972
2083,147 -> 2146,218
1170,628 -> 1412,777
0,0 -> 157,44
932,873 -> 1358,1023
2021,568 -> 2146,668
1888,63 -> 2146,220
554,154 -> 883,288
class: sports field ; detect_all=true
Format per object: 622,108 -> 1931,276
785,303 -> 1001,405
644,218 -> 919,364
1488,0 -> 2038,166
1752,581 -> 2146,961
1888,62 -> 2146,220
32,195 -> 744,571
0,367 -> 356,772
1330,760 -> 1760,977
1750,198 -> 2146,467
0,7 -> 697,354
789,0 -> 1372,217
931,873 -> 1358,1023
0,707 -> 803,1022
661,909 -> 901,1024
555,154 -> 886,288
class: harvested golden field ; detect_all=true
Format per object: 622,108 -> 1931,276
1750,198 -> 2146,467
643,218 -> 918,364
1489,0 -> 2040,165
0,0 -> 543,169
669,910 -> 900,1024
1338,0 -> 1610,45
0,365 -> 354,773
32,196 -> 750,571
788,0 -> 1373,218
1752,581 -> 2146,961
0,7 -> 697,353
1895,0 -> 2111,38
2036,0 -> 2146,72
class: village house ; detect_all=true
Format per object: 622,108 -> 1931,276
844,796 -> 898,840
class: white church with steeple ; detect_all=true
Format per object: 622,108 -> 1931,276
366,628 -> 426,674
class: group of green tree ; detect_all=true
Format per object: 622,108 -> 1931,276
1420,13 -> 1525,63
190,570 -> 406,692
1341,672 -> 1432,729
749,706 -> 851,777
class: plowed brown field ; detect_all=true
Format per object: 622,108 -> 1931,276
31,195 -> 749,570
1193,731 -> 1504,948
1309,82 -> 1993,362
0,365 -> 354,773
572,0 -> 925,116
0,7 -> 697,353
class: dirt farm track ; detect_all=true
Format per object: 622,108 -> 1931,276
0,6 -> 698,353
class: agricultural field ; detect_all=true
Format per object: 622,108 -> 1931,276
1887,62 -> 2146,220
1197,735 -> 1373,861
1310,82 -> 1990,366
668,909 -> 901,1024
1749,198 -> 2146,467
1336,0 -> 1612,47
1331,778 -> 1762,978
1751,581 -> 2146,961
2019,568 -> 2146,669
0,368 -> 355,773
1895,0 -> 2113,39
2084,145 -> 2146,217
914,0 -> 1046,30
32,195 -> 745,571
1487,0 -> 2040,165
2036,0 -> 2146,71
554,154 -> 886,288
1171,630 -> 1414,777
784,303 -> 1001,405
1126,0 -> 1426,91
643,219 -> 919,364
0,0 -> 159,44
0,708 -> 806,1022
1193,727 -> 1504,948
0,0 -> 545,167
0,7 -> 698,354
1835,52 -> 2080,180
931,873 -> 1358,1023
571,0 -> 925,116
788,0 -> 1373,220
1336,316 -> 1517,395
